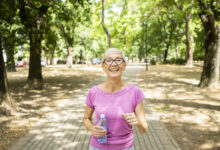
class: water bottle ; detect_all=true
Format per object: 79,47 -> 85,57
97,114 -> 107,143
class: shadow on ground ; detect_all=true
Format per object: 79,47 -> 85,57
138,65 -> 220,150
0,65 -> 103,150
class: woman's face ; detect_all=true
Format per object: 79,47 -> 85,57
102,52 -> 126,78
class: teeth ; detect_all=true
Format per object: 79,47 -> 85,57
110,69 -> 119,72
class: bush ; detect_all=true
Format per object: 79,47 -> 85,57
57,60 -> 66,64
175,58 -> 185,65
163,58 -> 185,65
150,59 -> 157,65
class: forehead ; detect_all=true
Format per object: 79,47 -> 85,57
105,52 -> 122,59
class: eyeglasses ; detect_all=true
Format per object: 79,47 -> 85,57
103,58 -> 125,66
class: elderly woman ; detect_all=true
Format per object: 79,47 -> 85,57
83,48 -> 148,150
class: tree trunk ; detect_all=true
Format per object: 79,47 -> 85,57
66,45 -> 73,68
185,16 -> 194,67
50,50 -> 55,65
101,0 -> 111,48
163,24 -> 173,63
173,2 -> 194,66
0,36 -> 9,104
59,25 -> 74,68
199,14 -> 220,88
122,0 -> 127,45
145,44 -> 148,71
0,36 -> 14,115
26,27 -> 43,89
79,49 -> 83,64
3,34 -> 16,72
175,25 -> 181,61
175,43 -> 179,60
163,43 -> 169,63
18,1 -> 48,89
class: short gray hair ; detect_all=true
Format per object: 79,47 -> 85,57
102,48 -> 125,62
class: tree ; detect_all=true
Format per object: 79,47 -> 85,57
0,0 -> 17,114
3,32 -> 17,72
196,0 -> 220,88
42,25 -> 58,65
101,0 -> 111,48
173,0 -> 195,67
56,0 -> 91,68
0,36 -> 14,115
18,0 -> 49,89
0,0 -> 18,72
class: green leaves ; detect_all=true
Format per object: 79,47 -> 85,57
0,0 -> 212,64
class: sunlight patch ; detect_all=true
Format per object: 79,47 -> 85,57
176,78 -> 199,85
199,141 -> 215,150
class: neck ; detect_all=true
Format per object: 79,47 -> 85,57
104,77 -> 125,93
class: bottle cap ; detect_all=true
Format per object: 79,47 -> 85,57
100,114 -> 105,119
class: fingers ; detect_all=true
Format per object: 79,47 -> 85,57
121,113 -> 138,126
92,125 -> 107,137
121,113 -> 135,120
127,118 -> 138,125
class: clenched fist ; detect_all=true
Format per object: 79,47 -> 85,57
121,113 -> 139,126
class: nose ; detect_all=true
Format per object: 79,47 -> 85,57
111,60 -> 117,65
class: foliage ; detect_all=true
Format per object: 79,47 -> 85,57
1,0 -> 215,64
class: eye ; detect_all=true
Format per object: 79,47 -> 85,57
116,58 -> 123,63
105,59 -> 112,63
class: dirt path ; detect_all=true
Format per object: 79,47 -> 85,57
139,65 -> 220,150
0,65 -> 104,150
1,64 -> 219,150
8,64 -> 181,150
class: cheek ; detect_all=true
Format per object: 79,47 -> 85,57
102,66 -> 109,72
121,65 -> 126,71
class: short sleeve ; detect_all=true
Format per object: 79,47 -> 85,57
134,87 -> 145,108
85,88 -> 95,109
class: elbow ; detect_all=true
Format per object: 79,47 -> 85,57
83,117 -> 87,126
138,121 -> 148,134
142,125 -> 148,134
139,125 -> 148,134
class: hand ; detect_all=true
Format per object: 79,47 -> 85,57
121,113 -> 139,126
91,125 -> 107,137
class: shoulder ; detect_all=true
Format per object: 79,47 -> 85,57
88,85 -> 98,94
128,84 -> 145,97
86,86 -> 99,100
128,84 -> 143,92
128,84 -> 145,105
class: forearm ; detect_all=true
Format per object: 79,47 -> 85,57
83,118 -> 95,133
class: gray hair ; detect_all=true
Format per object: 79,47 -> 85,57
102,48 -> 125,62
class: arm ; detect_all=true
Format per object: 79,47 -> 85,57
83,106 -> 95,133
121,101 -> 148,134
83,106 -> 106,137
135,101 -> 148,134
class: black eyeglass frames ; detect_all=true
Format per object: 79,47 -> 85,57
103,58 -> 125,66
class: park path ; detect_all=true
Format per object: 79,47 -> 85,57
9,64 -> 181,150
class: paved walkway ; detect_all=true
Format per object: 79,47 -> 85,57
9,64 -> 181,150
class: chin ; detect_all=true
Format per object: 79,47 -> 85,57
108,73 -> 122,78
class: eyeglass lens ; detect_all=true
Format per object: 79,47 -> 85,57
105,58 -> 124,65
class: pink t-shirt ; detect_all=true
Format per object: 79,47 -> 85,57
85,84 -> 145,150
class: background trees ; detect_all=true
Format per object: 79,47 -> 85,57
0,0 -> 219,112
196,0 -> 220,88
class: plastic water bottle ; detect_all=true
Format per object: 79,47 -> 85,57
98,114 -> 107,143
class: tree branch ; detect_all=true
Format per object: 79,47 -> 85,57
210,0 -> 220,19
196,0 -> 209,10
173,1 -> 182,10
101,0 -> 111,47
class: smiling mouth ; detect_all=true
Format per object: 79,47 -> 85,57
109,68 -> 119,72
